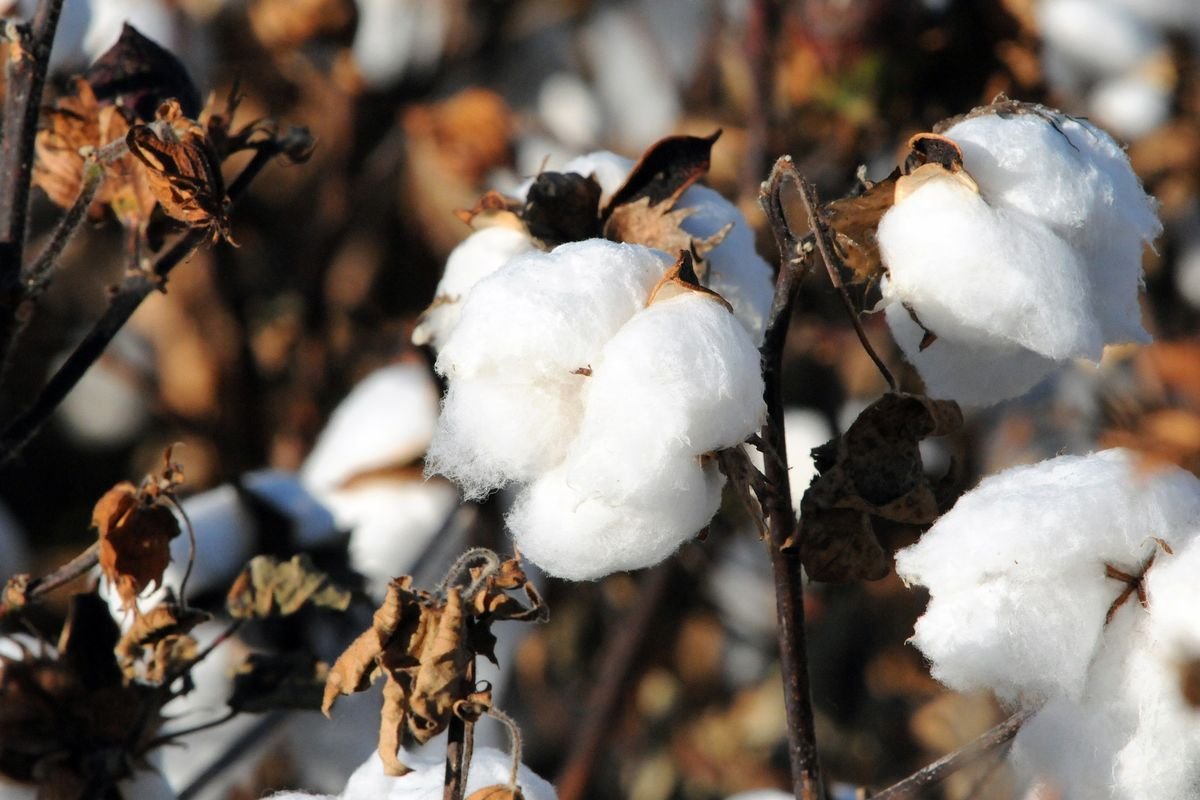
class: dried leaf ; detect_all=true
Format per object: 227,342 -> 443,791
229,652 -> 329,713
33,79 -> 101,209
249,0 -> 356,50
646,251 -> 732,311
127,99 -> 231,241
1,574 -> 30,614
521,172 -> 603,247
603,131 -> 720,214
94,484 -> 180,612
225,553 -> 352,619
115,601 -> 208,684
796,393 -> 963,582
819,169 -> 899,283
85,23 -> 201,121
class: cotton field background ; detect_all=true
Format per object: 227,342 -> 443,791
1,0 -> 1200,799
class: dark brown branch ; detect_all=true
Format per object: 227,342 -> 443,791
870,708 -> 1035,800
3,543 -> 99,615
443,659 -> 475,800
739,0 -> 782,205
796,177 -> 896,391
0,135 -> 304,466
758,156 -> 824,800
555,563 -> 673,800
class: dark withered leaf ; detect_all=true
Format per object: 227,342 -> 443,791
86,24 -> 201,121
603,131 -> 720,214
796,393 -> 962,582
521,172 -> 602,247
58,593 -> 123,691
230,653 -> 329,713
226,554 -> 352,619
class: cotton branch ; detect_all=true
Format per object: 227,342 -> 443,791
870,708 -> 1035,800
0,129 -> 313,465
758,156 -> 823,800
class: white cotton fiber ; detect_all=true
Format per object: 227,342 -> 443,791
301,365 -> 440,494
564,293 -> 765,500
878,173 -> 1102,361
896,448 -> 1200,704
428,241 -> 671,496
885,303 -> 1061,405
338,747 -> 557,800
507,455 -> 725,581
880,107 -> 1160,405
1037,0 -> 1161,78
1089,72 -> 1171,141
678,184 -> 775,341
411,228 -> 537,350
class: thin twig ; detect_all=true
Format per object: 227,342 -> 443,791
443,659 -> 476,800
555,563 -> 674,800
758,156 -> 823,800
870,708 -> 1035,800
0,136 -> 302,465
138,708 -> 239,754
4,542 -> 99,612
22,161 -> 104,299
796,177 -> 896,391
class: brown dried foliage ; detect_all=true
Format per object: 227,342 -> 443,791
796,393 -> 962,582
322,555 -> 546,775
225,553 -> 352,619
93,448 -> 185,612
115,600 -> 209,684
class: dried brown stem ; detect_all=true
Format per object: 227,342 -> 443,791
0,0 -> 66,364
555,563 -> 674,800
758,156 -> 824,800
444,659 -> 475,800
870,708 -> 1035,800
797,178 -> 896,391
0,134 -> 306,465
13,542 -> 99,606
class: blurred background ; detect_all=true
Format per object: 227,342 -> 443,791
1,0 -> 1200,798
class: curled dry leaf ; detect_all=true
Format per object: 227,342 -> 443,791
94,448 -> 185,612
127,99 -> 231,242
225,553 -> 352,619
646,250 -> 732,311
115,600 -> 208,684
796,392 -> 962,582
322,554 -> 546,776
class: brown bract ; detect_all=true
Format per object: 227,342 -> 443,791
225,553 -> 352,618
115,601 -> 208,684
127,99 -> 232,242
322,556 -> 546,776
646,251 -> 732,311
819,169 -> 898,284
796,393 -> 962,582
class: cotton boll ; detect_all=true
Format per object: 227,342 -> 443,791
1174,239 -> 1200,309
428,242 -> 671,495
678,184 -> 775,340
1009,698 -> 1131,800
537,73 -> 604,152
886,302 -> 1061,405
301,365 -> 441,494
507,456 -> 724,580
1089,71 -> 1171,141
82,0 -> 179,61
564,293 -> 765,502
1037,0 -> 1161,78
340,746 -> 558,800
538,151 -> 634,206
351,0 -> 447,89
412,228 -> 537,349
879,168 -> 1102,362
897,449 -> 1200,704
944,111 -> 1159,344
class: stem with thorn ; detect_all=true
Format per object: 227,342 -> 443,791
758,156 -> 824,800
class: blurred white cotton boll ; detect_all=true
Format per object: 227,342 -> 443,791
301,365 -> 441,494
1037,0 -> 1161,78
55,331 -> 153,449
333,746 -> 558,800
82,0 -> 179,61
1173,237 -> 1200,309
351,0 -> 447,89
1089,71 -> 1171,140
411,228 -> 537,350
537,73 -> 604,152
896,449 -> 1200,705
581,7 -> 680,152
543,151 -> 634,206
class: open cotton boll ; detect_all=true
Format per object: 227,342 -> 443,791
944,111 -> 1160,344
351,0 -> 447,89
411,228 -> 536,349
1089,71 -> 1172,140
563,292 -> 765,501
428,241 -> 671,496
534,151 -> 634,205
508,456 -> 724,580
677,184 -> 775,341
896,449 -> 1200,704
301,365 -> 440,494
1009,698 -> 1133,800
878,167 -> 1102,362
885,303 -> 1062,405
1037,0 -> 1162,78
336,747 -> 557,800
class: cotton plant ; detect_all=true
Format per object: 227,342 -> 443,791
875,101 -> 1160,406
896,448 -> 1200,798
